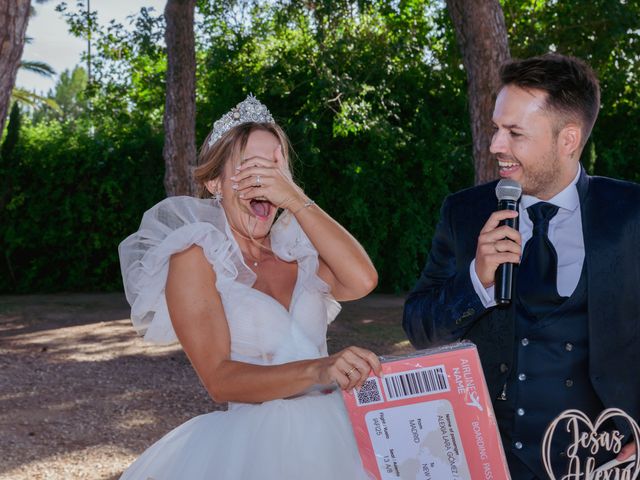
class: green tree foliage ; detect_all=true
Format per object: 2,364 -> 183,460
2,0 -> 640,293
0,6 -> 166,293
33,66 -> 89,123
10,52 -> 60,113
0,116 -> 164,292
1,103 -> 21,165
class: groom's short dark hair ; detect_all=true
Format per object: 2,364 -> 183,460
500,53 -> 600,143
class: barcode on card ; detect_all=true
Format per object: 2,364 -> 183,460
383,365 -> 450,400
355,377 -> 384,406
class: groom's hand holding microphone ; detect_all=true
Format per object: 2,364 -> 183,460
474,179 -> 523,303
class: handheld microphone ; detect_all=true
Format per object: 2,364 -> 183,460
494,179 -> 522,305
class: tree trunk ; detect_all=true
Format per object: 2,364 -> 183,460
163,0 -> 197,196
0,0 -> 31,136
446,0 -> 510,185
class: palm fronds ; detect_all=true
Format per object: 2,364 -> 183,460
20,60 -> 56,78
11,88 -> 61,113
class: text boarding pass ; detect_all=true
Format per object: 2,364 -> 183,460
342,343 -> 511,480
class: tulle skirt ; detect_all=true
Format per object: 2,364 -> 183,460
119,390 -> 370,479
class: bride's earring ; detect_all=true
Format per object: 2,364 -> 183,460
206,179 -> 222,202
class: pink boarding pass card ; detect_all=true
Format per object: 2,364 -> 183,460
342,343 -> 511,480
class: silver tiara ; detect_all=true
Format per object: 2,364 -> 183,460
208,94 -> 275,147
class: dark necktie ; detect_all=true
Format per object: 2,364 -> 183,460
517,202 -> 566,320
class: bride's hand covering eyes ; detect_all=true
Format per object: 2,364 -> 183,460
230,146 -> 307,212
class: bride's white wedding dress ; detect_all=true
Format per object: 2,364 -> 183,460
118,196 -> 369,479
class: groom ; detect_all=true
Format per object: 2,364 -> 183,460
403,53 -> 639,479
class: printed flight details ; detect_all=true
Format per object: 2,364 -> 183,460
365,400 -> 471,479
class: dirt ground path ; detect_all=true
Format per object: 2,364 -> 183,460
0,293 -> 412,479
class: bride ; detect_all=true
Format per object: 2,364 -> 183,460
118,95 -> 381,479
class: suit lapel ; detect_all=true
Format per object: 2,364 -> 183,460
579,167 -> 614,365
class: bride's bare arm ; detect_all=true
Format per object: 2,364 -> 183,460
166,245 -> 381,404
291,202 -> 377,301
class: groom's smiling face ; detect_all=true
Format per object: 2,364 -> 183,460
490,84 -> 577,200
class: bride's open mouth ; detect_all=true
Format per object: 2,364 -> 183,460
249,199 -> 274,220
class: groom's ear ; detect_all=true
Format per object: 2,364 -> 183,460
558,123 -> 582,159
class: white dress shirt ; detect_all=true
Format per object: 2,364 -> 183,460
471,168 -> 584,308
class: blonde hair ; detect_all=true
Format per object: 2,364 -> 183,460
194,122 -> 293,197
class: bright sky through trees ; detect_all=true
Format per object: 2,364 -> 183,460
17,0 -> 166,93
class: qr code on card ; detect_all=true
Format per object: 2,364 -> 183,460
355,377 -> 384,406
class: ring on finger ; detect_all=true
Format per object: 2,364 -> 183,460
255,175 -> 262,187
345,366 -> 358,378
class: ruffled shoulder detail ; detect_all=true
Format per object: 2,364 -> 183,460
118,196 -> 256,344
119,199 -> 342,345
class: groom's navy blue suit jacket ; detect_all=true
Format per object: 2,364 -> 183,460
403,167 -> 640,433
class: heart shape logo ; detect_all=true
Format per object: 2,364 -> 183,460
542,408 -> 640,480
